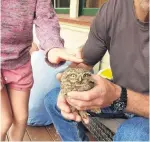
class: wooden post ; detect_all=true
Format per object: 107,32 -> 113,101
54,0 -> 56,8
70,0 -> 79,18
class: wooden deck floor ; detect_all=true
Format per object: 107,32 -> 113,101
6,124 -> 95,141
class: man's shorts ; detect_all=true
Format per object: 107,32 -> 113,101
1,61 -> 33,92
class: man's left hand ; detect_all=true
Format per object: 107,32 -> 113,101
67,75 -> 121,111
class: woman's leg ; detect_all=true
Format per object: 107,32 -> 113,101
0,87 -> 13,141
8,88 -> 30,141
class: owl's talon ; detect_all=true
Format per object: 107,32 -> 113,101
90,108 -> 101,114
79,111 -> 89,119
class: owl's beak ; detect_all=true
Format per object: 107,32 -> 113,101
78,76 -> 82,83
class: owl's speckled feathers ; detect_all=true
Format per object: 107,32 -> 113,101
60,68 -> 94,95
60,67 -> 100,119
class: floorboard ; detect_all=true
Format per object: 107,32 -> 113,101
46,125 -> 61,141
22,125 -> 96,141
23,131 -> 31,141
26,126 -> 53,141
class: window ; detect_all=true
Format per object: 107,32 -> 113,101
52,0 -> 70,14
79,0 -> 107,16
51,0 -> 107,16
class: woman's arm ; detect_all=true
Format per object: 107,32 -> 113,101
34,0 -> 83,65
34,0 -> 64,52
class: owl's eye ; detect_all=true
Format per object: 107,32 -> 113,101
70,74 -> 76,78
83,73 -> 90,78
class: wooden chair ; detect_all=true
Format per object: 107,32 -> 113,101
84,117 -> 126,141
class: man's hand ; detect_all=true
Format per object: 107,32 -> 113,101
66,75 -> 121,114
57,72 -> 121,124
56,62 -> 92,123
57,93 -> 82,122
59,74 -> 149,119
48,48 -> 83,64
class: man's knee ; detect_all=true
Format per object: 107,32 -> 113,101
114,117 -> 149,141
44,88 -> 60,111
44,94 -> 55,110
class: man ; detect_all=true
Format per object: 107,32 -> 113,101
45,0 -> 149,141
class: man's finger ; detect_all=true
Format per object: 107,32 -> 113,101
61,111 -> 76,121
61,110 -> 81,122
56,73 -> 63,81
73,111 -> 82,122
57,95 -> 71,113
67,97 -> 100,110
67,89 -> 96,101
67,91 -> 90,100
82,116 -> 90,124
91,74 -> 103,84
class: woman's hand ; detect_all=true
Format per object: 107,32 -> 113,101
30,42 -> 39,55
47,48 -> 83,64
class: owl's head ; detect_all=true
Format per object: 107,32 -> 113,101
61,67 -> 92,84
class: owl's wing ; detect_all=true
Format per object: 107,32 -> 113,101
89,77 -> 95,84
60,82 -> 74,96
59,89 -> 66,96
77,85 -> 92,92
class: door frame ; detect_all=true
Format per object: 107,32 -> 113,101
79,0 -> 107,16
53,0 -> 70,14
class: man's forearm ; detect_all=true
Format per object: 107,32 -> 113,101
125,90 -> 149,118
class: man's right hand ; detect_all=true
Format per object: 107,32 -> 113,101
56,62 -> 93,123
57,92 -> 82,122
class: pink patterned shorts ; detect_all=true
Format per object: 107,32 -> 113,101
1,61 -> 33,92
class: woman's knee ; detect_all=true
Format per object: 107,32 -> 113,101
1,87 -> 13,134
1,116 -> 13,135
13,114 -> 28,125
114,117 -> 149,141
